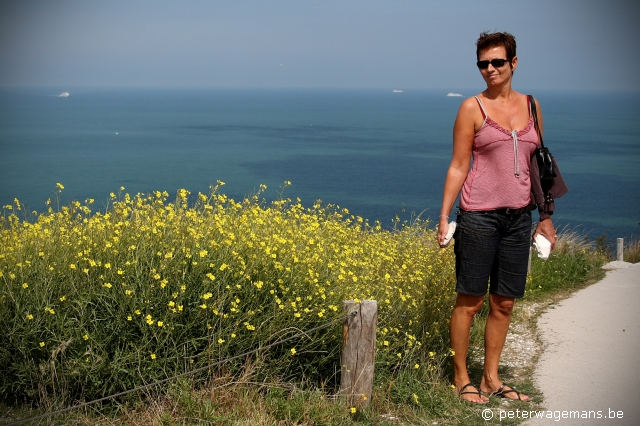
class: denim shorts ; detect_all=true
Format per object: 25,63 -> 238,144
453,209 -> 532,299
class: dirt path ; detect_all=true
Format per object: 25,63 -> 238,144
522,262 -> 640,425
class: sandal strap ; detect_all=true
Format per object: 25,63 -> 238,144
499,388 -> 522,400
458,383 -> 481,396
492,383 -> 506,395
492,383 -> 522,400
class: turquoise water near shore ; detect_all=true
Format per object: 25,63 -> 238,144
1,88 -> 639,240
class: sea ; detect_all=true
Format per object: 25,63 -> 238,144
1,88 -> 639,242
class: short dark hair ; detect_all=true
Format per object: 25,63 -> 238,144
476,32 -> 516,61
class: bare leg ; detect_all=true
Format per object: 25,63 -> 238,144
449,293 -> 489,403
480,293 -> 530,401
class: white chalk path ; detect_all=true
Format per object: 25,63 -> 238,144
524,261 -> 640,425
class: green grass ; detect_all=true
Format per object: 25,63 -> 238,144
0,188 -> 608,425
624,237 -> 640,263
525,229 -> 608,299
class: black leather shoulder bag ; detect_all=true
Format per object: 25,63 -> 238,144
529,95 -> 557,180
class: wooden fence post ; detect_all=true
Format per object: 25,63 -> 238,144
617,238 -> 624,261
340,300 -> 377,407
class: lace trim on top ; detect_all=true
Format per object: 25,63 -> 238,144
483,116 -> 534,137
474,95 -> 535,137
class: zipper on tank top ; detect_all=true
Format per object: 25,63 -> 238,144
511,130 -> 520,178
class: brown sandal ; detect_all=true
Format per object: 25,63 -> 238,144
487,383 -> 530,401
457,383 -> 489,404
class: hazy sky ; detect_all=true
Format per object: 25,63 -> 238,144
1,0 -> 639,91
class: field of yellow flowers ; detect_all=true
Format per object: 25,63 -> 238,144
0,182 -> 457,408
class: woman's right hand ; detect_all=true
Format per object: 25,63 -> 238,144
437,216 -> 449,248
437,98 -> 476,248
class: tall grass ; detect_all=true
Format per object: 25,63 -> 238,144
0,183 -> 455,409
525,228 -> 608,299
0,186 -> 609,424
624,237 -> 640,263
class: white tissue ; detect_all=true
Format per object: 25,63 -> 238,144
533,234 -> 551,260
443,222 -> 456,247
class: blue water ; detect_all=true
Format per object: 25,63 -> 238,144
1,88 -> 639,240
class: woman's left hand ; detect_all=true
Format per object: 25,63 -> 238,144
534,218 -> 557,251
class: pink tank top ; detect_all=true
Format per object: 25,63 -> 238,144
459,96 -> 538,211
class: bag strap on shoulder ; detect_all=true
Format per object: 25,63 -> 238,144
528,94 -> 545,148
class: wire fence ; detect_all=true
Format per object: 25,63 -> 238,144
6,311 -> 357,426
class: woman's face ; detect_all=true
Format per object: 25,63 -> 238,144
478,45 -> 517,87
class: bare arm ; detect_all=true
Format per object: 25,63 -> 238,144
438,99 -> 477,247
531,98 -> 557,250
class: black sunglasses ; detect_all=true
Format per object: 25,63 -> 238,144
476,59 -> 510,69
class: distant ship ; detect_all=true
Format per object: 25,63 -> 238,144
392,89 -> 403,93
58,92 -> 70,97
446,92 -> 463,97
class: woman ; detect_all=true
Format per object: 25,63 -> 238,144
437,32 -> 556,403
